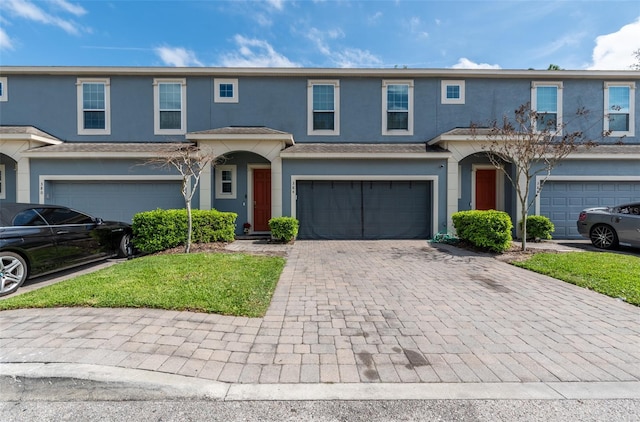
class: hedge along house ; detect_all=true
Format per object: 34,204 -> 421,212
0,67 -> 638,239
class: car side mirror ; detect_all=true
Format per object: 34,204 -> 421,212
94,217 -> 104,225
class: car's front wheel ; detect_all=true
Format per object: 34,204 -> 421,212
117,233 -> 132,258
590,224 -> 619,249
0,252 -> 28,296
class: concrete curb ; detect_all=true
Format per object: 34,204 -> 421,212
2,363 -> 640,401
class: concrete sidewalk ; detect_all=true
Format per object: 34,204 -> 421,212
1,240 -> 639,400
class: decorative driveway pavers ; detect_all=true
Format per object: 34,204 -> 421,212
1,240 -> 639,385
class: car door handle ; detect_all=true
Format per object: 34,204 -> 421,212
56,230 -> 69,235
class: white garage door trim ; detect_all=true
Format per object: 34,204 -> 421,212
291,175 -> 439,235
39,175 -> 185,204
535,175 -> 640,215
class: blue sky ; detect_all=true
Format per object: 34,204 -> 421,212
1,0 -> 639,70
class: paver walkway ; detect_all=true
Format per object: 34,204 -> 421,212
1,240 -> 639,385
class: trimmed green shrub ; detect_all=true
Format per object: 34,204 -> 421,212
452,210 -> 513,253
269,217 -> 299,243
132,208 -> 237,253
519,215 -> 555,241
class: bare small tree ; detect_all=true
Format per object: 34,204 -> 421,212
472,103 -> 601,251
147,143 -> 216,253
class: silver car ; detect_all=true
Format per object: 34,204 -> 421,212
577,202 -> 640,249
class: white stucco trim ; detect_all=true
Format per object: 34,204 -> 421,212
38,175 -> 184,204
76,78 -> 111,135
194,139 -> 286,221
153,78 -> 187,135
290,175 -> 439,235
280,152 -> 450,159
534,175 -> 640,216
307,79 -> 340,136
1,138 -> 63,202
381,80 -> 414,136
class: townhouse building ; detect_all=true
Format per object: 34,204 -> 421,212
0,67 -> 638,239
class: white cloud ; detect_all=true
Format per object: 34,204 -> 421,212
530,31 -> 586,60
368,11 -> 383,25
4,0 -> 86,35
155,46 -> 203,67
220,35 -> 298,67
265,0 -> 284,10
588,17 -> 640,70
49,0 -> 87,17
409,16 -> 429,39
305,27 -> 381,68
451,58 -> 501,69
333,48 -> 382,68
0,28 -> 14,50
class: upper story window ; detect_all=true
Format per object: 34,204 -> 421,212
604,82 -> 635,136
215,165 -> 237,199
382,80 -> 413,135
77,78 -> 110,135
154,78 -> 186,135
531,81 -> 563,133
441,80 -> 465,104
307,80 -> 340,135
214,78 -> 238,103
0,77 -> 7,102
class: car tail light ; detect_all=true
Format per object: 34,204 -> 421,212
578,211 -> 587,222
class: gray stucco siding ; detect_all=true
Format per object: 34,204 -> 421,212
281,158 -> 448,234
2,74 -> 637,145
0,75 -> 77,139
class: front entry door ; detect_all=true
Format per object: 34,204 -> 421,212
253,169 -> 271,231
475,169 -> 496,210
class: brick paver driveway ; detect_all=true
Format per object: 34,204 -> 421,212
1,240 -> 639,385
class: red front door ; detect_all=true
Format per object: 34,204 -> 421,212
476,169 -> 496,210
253,169 -> 271,231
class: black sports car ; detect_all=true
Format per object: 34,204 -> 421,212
0,203 -> 132,296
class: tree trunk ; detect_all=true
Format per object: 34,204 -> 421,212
520,208 -> 528,251
185,200 -> 192,254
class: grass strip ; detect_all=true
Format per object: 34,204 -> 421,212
513,251 -> 640,306
0,253 -> 285,317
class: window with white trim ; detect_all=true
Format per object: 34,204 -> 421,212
0,77 -> 7,102
531,81 -> 562,133
382,80 -> 413,135
604,82 -> 635,136
307,80 -> 340,135
154,78 -> 186,134
215,165 -> 237,199
214,78 -> 238,103
77,78 -> 110,135
441,80 -> 465,104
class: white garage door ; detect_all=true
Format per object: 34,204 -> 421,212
539,180 -> 640,238
49,180 -> 185,223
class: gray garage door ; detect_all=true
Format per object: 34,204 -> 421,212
297,180 -> 431,239
539,180 -> 640,238
49,181 -> 185,223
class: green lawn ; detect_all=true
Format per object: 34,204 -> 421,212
513,251 -> 640,306
0,253 -> 285,317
